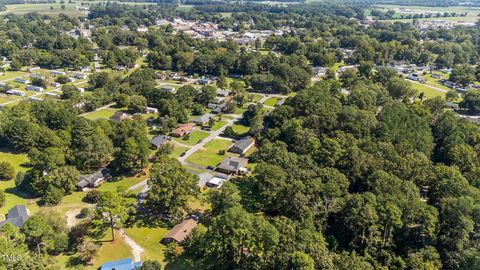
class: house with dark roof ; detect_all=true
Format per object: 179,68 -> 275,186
100,258 -> 141,270
0,205 -> 29,228
171,123 -> 195,137
150,135 -> 171,149
110,111 -> 133,122
76,168 -> 111,190
161,218 -> 198,244
229,137 -> 255,155
216,156 -> 249,175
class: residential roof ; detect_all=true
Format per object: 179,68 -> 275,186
77,168 -> 110,188
192,113 -> 214,124
231,137 -> 255,153
150,135 -> 171,147
172,123 -> 195,135
163,218 -> 198,243
217,156 -> 249,173
0,205 -> 29,228
197,172 -> 213,188
100,258 -> 141,270
110,111 -> 132,121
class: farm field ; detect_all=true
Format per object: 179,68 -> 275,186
373,5 -> 480,23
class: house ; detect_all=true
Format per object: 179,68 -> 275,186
76,168 -> 111,190
27,66 -> 40,72
171,123 -> 195,137
26,85 -> 44,92
6,90 -> 25,97
100,258 -> 141,270
216,89 -> 229,97
45,92 -> 60,98
50,70 -> 66,76
212,103 -> 227,114
51,82 -> 61,87
110,111 -> 133,122
198,77 -> 211,85
30,73 -> 44,80
77,87 -> 85,93
29,97 -> 43,102
213,97 -> 225,104
14,77 -> 29,84
229,137 -> 255,155
146,107 -> 158,114
150,135 -> 171,149
216,156 -> 249,175
192,113 -> 214,125
161,218 -> 198,244
206,173 -> 229,188
432,74 -> 442,79
276,99 -> 285,106
70,72 -> 87,80
160,86 -> 176,93
0,205 -> 29,228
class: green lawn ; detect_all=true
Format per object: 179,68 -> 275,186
373,5 -> 480,23
170,144 -> 189,158
248,93 -> 263,103
83,108 -> 122,120
231,123 -> 250,135
172,130 -> 210,146
210,121 -> 228,131
125,226 -> 169,263
186,139 -> 234,167
264,97 -> 278,107
411,83 -> 446,99
0,71 -> 26,80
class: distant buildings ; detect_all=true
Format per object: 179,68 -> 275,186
110,112 -> 133,122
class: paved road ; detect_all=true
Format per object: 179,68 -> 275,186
178,114 -> 242,164
408,79 -> 449,93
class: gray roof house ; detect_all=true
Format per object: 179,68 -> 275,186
229,137 -> 255,155
216,156 -> 249,175
0,205 -> 29,228
150,135 -> 171,148
76,168 -> 111,190
192,113 -> 215,125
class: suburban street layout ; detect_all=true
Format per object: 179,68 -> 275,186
1,1 -> 480,270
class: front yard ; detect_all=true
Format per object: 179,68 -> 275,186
185,139 -> 234,167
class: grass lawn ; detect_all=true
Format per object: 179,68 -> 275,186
411,83 -> 446,99
210,120 -> 228,131
172,130 -> 210,146
83,107 -> 122,120
264,97 -> 278,107
3,3 -> 83,16
233,106 -> 247,115
248,93 -> 263,103
231,123 -> 250,135
0,71 -> 26,80
124,226 -> 169,263
185,139 -> 234,167
170,144 -> 189,158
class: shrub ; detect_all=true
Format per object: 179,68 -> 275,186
0,161 -> 15,180
83,190 -> 101,203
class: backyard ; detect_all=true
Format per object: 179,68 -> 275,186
185,139 -> 235,167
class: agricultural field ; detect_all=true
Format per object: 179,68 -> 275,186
373,5 -> 480,23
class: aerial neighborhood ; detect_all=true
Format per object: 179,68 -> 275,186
1,0 -> 480,270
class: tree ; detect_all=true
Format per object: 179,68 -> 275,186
289,251 -> 315,270
0,161 -> 15,180
22,210 -> 68,255
144,156 -> 198,222
386,77 -> 416,100
208,182 -> 241,215
128,95 -> 148,113
217,75 -> 228,89
113,137 -> 149,173
92,191 -> 129,241
77,239 -> 99,264
198,85 -> 217,105
139,260 -> 163,270
460,89 -> 480,113
446,91 -> 459,102
42,186 -> 64,205
450,64 -> 476,86
0,190 -> 5,207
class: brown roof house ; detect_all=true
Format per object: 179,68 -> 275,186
171,123 -> 195,137
110,111 -> 133,122
161,218 -> 198,244
216,156 -> 249,175
229,137 -> 255,155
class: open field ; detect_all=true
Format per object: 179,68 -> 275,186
412,83 -> 446,99
83,107 -> 123,120
264,97 -> 279,107
373,5 -> 480,23
186,139 -> 234,167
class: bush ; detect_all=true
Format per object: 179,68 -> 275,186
0,161 -> 15,180
56,75 -> 69,84
42,186 -> 63,205
83,190 -> 101,203
79,208 -> 90,218
218,150 -> 226,155
0,190 -> 5,207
